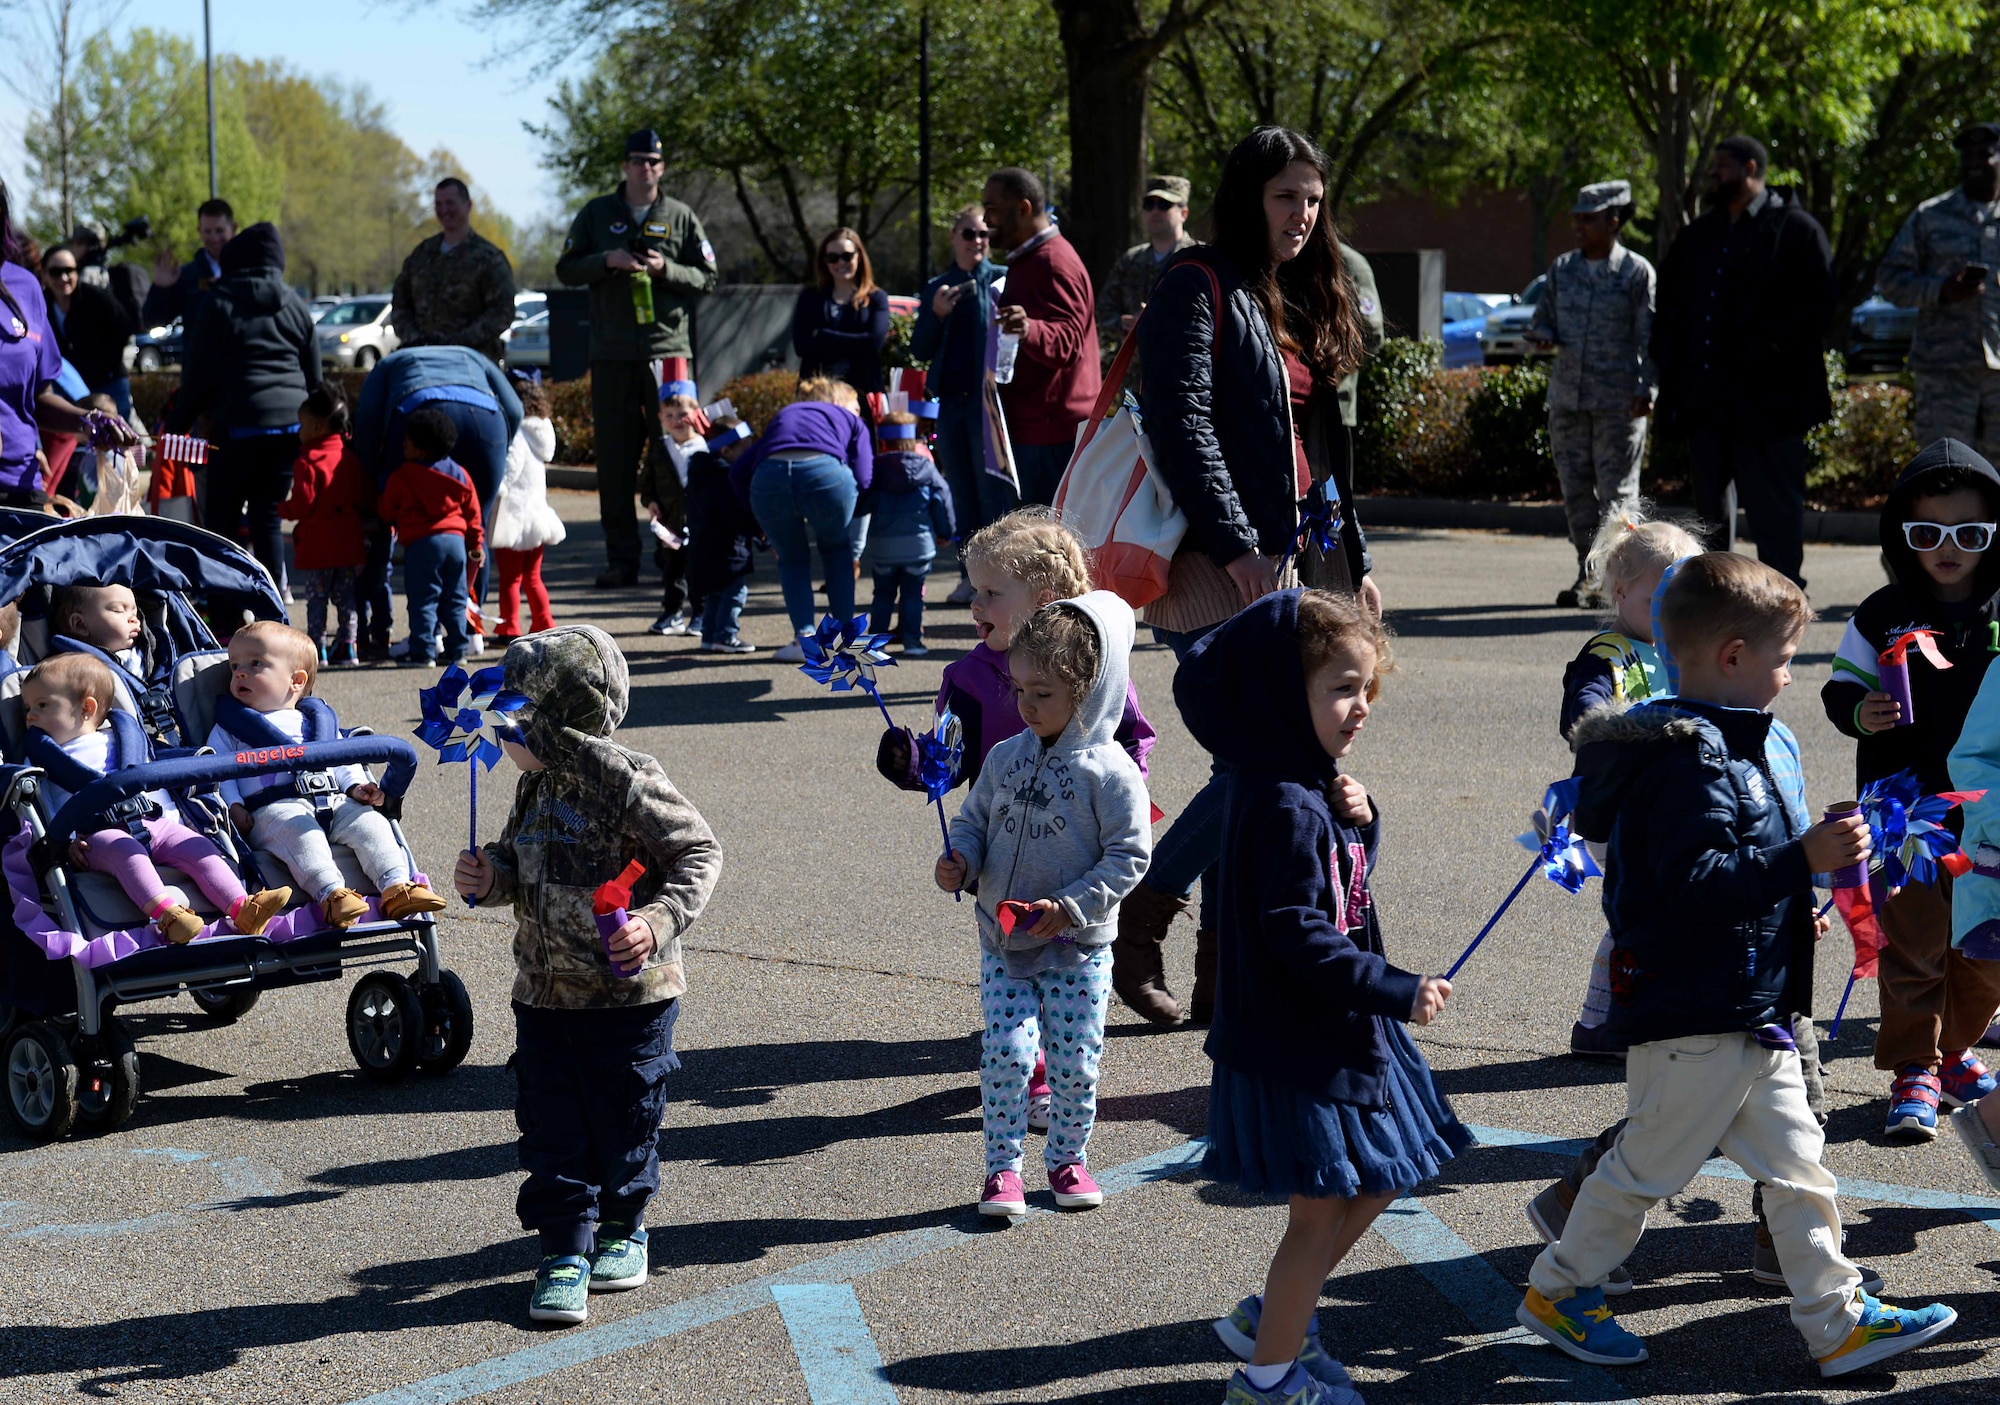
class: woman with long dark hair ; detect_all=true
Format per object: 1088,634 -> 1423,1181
1113,128 -> 1379,1026
0,179 -> 133,507
792,226 -> 891,395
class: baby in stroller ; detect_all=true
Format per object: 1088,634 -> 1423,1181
205,621 -> 448,928
23,653 -> 292,944
46,581 -> 184,746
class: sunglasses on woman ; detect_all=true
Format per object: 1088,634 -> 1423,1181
824,250 -> 858,265
957,229 -> 990,242
1904,520 -> 1996,552
46,264 -> 78,279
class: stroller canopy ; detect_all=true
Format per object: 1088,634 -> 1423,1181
0,517 -> 287,620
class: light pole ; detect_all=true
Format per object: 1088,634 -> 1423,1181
204,0 -> 218,199
917,4 -> 931,286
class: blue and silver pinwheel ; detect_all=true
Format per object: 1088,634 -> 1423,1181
1277,496 -> 1345,582
1447,777 -> 1600,980
416,664 -> 532,903
798,613 -> 899,726
916,706 -> 965,900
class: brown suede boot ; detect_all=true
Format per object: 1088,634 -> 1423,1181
230,887 -> 292,936
1188,927 -> 1219,1025
320,887 -> 371,929
152,902 -> 203,946
1111,883 -> 1187,1027
380,880 -> 449,919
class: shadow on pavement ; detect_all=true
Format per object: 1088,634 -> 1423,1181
672,1034 -> 980,1107
308,1141 -> 516,1188
662,1083 -> 981,1166
1428,1053 -> 1624,1097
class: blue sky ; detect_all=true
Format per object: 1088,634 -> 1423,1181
0,0 -> 582,225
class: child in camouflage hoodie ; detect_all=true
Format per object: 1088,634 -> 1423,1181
454,624 -> 722,1326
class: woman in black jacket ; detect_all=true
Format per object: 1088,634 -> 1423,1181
1112,126 -> 1374,1029
792,227 -> 891,397
167,222 -> 320,583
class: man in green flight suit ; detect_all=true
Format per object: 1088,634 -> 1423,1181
557,128 -> 720,587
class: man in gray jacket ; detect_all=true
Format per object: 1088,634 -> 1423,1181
1878,121 -> 2000,460
1530,180 -> 1657,607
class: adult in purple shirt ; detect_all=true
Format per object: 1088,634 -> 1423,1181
731,385 -> 873,657
0,182 -> 133,506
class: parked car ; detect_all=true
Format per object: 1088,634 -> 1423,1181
309,296 -> 345,323
1441,292 -> 1509,370
130,319 -> 183,373
514,290 -> 547,322
316,296 -> 399,370
505,310 -> 550,369
1482,276 -> 1549,365
1849,294 -> 1917,374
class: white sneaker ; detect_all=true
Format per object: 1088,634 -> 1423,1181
466,633 -> 486,658
946,577 -> 976,605
772,641 -> 806,663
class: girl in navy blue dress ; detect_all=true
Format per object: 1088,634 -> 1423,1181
1177,589 -> 1470,1405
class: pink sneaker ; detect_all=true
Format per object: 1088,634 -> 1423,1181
1049,1162 -> 1103,1209
979,1170 -> 1027,1217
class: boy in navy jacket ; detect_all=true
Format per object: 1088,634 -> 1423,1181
1821,438 -> 2000,1136
1518,552 -> 1957,1379
858,412 -> 955,654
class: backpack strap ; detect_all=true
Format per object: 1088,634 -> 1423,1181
213,695 -> 345,819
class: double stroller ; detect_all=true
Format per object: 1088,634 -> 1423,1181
0,517 -> 471,1140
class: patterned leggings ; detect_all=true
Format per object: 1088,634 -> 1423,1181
304,566 -> 361,650
979,947 -> 1111,1175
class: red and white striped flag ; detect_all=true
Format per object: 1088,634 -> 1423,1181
156,433 -> 209,464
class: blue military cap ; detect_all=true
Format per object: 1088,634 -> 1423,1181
625,129 -> 664,157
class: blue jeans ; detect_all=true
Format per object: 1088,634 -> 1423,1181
748,455 -> 858,634
403,531 -> 468,660
700,574 -> 750,644
1148,621 -> 1227,929
870,560 -> 931,646
385,397 -> 508,602
935,395 -> 1017,572
1013,439 -> 1073,508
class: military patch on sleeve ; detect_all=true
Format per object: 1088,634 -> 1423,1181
700,238 -> 716,266
1359,295 -> 1377,316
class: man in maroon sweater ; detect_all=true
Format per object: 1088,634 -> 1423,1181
982,167 -> 1101,505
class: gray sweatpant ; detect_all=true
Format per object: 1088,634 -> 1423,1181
1549,406 -> 1647,558
249,795 -> 409,901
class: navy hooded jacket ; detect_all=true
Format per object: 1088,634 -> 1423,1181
1821,437 -> 2000,798
1572,697 -> 1815,1044
166,222 -> 320,434
1177,590 -> 1421,1105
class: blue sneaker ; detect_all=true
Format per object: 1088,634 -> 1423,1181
1938,1050 -> 1998,1108
1221,1360 -> 1355,1404
1516,1286 -> 1647,1365
589,1223 -> 648,1291
1817,1294 -> 1956,1377
1213,1294 -> 1354,1390
528,1255 -> 590,1324
1886,1068 -> 1942,1140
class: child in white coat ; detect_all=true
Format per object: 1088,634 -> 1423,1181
490,380 -> 566,639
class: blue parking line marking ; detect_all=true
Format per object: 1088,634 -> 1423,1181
772,1284 -> 900,1404
1373,1197 -> 1633,1403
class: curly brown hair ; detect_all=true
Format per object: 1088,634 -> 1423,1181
1010,603 -> 1100,700
962,508 -> 1090,602
1297,589 -> 1394,700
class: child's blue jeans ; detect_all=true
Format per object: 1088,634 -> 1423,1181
700,574 -> 750,645
869,560 -> 932,647
403,530 -> 467,660
514,998 -> 680,1257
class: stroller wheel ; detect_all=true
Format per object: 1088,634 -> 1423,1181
346,973 -> 423,1082
6,1021 -> 81,1140
76,1018 -> 140,1130
189,985 -> 262,1024
416,970 -> 475,1075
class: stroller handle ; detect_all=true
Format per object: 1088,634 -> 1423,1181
41,735 -> 421,845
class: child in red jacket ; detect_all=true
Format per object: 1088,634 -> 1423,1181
283,385 -> 373,667
378,405 -> 484,668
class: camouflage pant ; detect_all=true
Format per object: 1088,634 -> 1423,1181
1549,407 -> 1647,559
1913,368 -> 2000,463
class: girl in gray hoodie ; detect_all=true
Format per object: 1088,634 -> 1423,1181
937,591 -> 1152,1217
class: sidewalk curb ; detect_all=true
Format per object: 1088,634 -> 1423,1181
1357,495 -> 1879,546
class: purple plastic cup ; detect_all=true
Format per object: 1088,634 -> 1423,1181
1878,651 -> 1914,728
1824,801 -> 1868,889
595,906 -> 642,978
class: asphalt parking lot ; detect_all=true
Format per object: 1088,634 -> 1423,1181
4,499 -> 1997,1403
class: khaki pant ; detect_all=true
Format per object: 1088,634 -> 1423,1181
1530,1031 -> 1862,1358
1548,406 -> 1647,557
1874,878 -> 2000,1072
1912,367 -> 2000,464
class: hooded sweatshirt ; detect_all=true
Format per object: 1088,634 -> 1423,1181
1177,590 -> 1419,1105
479,625 -> 723,1009
166,223 -> 321,434
947,592 -> 1151,977
1822,437 -> 2000,797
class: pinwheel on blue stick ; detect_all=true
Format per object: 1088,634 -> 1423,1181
798,613 -> 899,728
916,707 -> 966,901
1277,491 -> 1345,583
415,664 -> 532,906
1446,777 -> 1601,980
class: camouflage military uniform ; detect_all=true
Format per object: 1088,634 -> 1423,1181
1878,188 -> 2000,460
479,626 -> 722,1010
1096,233 -> 1196,357
1530,243 -> 1657,557
389,229 -> 518,364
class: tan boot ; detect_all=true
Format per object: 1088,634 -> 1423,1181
230,887 -> 292,936
379,880 -> 449,919
1111,883 -> 1188,1028
153,903 -> 203,945
320,887 -> 370,929
1189,927 -> 1219,1026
